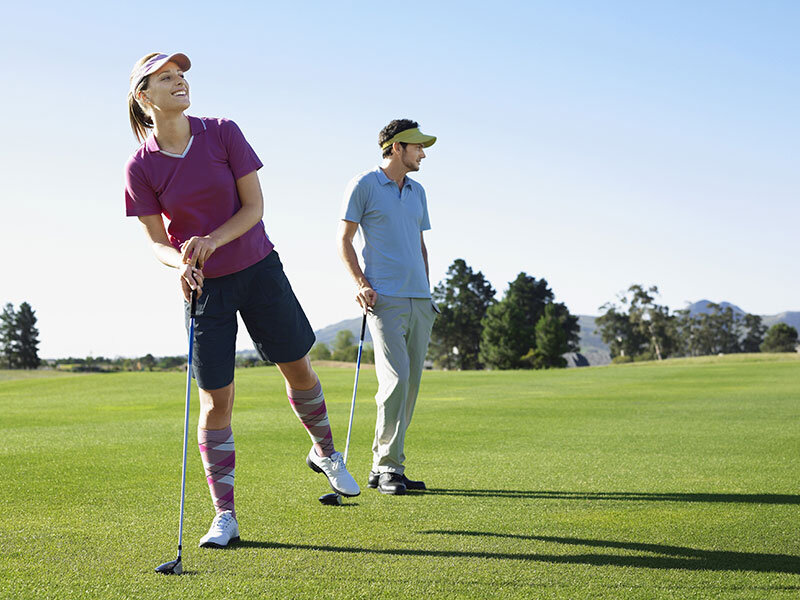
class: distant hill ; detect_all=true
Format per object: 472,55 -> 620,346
763,312 -> 800,333
314,317 -> 372,346
309,302 -> 799,367
684,300 -> 800,333
575,315 -> 610,366
685,300 -> 745,315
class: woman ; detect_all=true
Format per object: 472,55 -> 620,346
124,52 -> 359,548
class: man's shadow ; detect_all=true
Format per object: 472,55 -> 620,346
417,489 -> 800,505
232,489 -> 800,575
234,532 -> 800,575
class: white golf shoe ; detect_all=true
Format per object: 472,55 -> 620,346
306,448 -> 361,497
199,510 -> 239,548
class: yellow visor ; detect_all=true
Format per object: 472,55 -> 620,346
381,127 -> 437,150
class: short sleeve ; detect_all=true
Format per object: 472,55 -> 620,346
124,158 -> 162,217
341,176 -> 368,223
219,119 -> 263,180
420,187 -> 431,231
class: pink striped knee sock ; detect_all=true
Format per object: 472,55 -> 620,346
198,426 -> 236,518
287,380 -> 334,456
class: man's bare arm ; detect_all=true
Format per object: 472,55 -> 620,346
337,220 -> 378,308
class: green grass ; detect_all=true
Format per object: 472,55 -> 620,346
2,355 -> 799,599
0,369 -> 86,382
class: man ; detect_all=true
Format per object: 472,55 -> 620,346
337,119 -> 439,495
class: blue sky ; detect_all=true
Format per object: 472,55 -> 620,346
2,1 -> 797,358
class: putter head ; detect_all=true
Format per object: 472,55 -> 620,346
155,557 -> 183,575
318,492 -> 343,506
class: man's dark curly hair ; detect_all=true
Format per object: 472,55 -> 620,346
379,119 -> 419,158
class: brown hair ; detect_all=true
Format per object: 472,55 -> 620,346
128,53 -> 159,143
379,118 -> 418,158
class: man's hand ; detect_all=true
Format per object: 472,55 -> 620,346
356,285 -> 378,309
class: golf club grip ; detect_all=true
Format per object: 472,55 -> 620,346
359,312 -> 367,341
190,289 -> 197,318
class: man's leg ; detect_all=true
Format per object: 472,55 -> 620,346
367,296 -> 411,475
401,298 -> 437,450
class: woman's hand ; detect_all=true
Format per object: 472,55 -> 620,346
180,263 -> 204,302
180,235 -> 218,268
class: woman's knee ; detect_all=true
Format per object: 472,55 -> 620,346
199,382 -> 235,416
277,355 -> 318,390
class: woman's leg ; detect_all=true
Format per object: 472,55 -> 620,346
236,252 -> 358,495
277,355 -> 334,457
197,382 -> 236,517
187,267 -> 242,546
278,355 -> 360,497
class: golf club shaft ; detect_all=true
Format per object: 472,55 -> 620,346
343,312 -> 367,465
177,290 -> 197,558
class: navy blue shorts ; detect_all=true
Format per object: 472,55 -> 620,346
184,251 -> 315,390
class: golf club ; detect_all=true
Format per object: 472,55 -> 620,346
319,310 -> 367,506
155,289 -> 197,574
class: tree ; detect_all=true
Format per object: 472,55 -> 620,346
140,353 -> 156,371
760,323 -> 798,353
16,302 -> 41,369
675,303 -> 761,356
479,273 -> 578,369
1,302 -> 40,370
158,355 -> 185,370
740,314 -> 766,353
706,304 -> 741,354
309,343 -> 332,361
360,343 -> 375,364
333,329 -> 354,350
595,305 -> 643,360
596,285 -> 678,360
428,259 -> 496,369
0,303 -> 19,369
526,303 -> 569,368
331,329 -> 358,362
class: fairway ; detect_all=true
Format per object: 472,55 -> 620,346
2,355 -> 799,599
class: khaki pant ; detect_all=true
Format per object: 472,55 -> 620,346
367,296 -> 437,474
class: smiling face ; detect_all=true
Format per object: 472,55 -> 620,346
399,143 -> 426,172
138,61 -> 190,114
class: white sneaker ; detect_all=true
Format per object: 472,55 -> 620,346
199,510 -> 239,548
306,449 -> 361,497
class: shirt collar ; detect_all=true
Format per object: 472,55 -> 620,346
375,166 -> 414,190
144,115 -> 205,153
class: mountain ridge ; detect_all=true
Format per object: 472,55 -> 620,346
310,303 -> 800,366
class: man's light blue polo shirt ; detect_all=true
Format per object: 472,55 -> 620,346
341,166 -> 431,298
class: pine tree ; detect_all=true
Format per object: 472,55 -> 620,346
429,259 -> 496,369
1,303 -> 20,369
479,273 -> 578,369
529,303 -> 569,368
16,302 -> 41,369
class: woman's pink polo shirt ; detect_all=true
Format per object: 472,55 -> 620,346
124,116 -> 273,278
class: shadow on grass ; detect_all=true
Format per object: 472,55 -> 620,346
421,489 -> 800,504
235,534 -> 800,574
